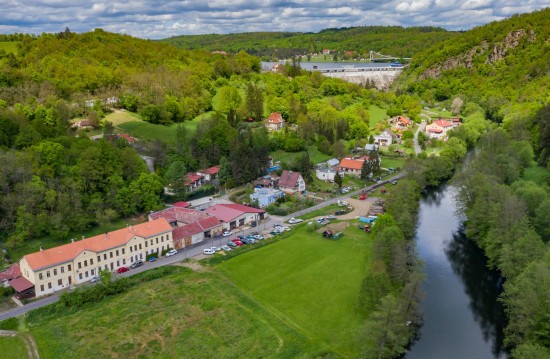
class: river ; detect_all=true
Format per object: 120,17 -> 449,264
406,185 -> 508,359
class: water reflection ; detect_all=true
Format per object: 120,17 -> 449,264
446,226 -> 507,357
406,185 -> 507,359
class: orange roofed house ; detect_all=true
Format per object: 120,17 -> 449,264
425,119 -> 453,139
264,112 -> 286,131
18,219 -> 173,298
338,155 -> 380,177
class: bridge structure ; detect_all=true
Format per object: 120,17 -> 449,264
311,65 -> 404,74
369,50 -> 412,62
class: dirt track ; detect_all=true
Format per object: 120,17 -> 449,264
337,198 -> 374,219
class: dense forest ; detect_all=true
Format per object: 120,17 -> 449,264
162,26 -> 459,60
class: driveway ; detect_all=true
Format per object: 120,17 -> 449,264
413,121 -> 426,155
337,198 -> 373,220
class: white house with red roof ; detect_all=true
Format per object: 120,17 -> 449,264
18,219 -> 173,298
264,112 -> 286,131
425,119 -> 453,139
338,155 -> 379,177
278,170 -> 306,194
205,204 -> 266,231
390,115 -> 412,131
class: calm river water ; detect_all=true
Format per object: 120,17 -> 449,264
406,185 -> 508,359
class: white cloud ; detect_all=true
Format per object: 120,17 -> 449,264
0,0 -> 547,38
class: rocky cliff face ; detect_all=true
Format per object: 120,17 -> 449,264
419,29 -> 536,80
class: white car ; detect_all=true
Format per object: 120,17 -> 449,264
221,245 -> 232,251
288,218 -> 304,224
210,246 -> 222,252
203,248 -> 215,255
165,249 -> 177,257
222,231 -> 233,237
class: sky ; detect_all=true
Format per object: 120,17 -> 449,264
0,1 -> 548,39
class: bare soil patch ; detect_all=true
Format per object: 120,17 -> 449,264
337,198 -> 374,220
316,222 -> 350,233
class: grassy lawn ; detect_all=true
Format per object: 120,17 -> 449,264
0,336 -> 27,359
103,110 -> 142,126
7,216 -> 145,263
270,145 -> 331,166
523,163 -> 550,185
116,113 -> 206,145
369,105 -> 388,128
219,225 -> 371,357
0,296 -> 17,312
0,41 -> 20,54
27,267 -> 319,359
299,204 -> 341,220
379,156 -> 407,170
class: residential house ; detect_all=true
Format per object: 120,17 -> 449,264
322,49 -> 331,55
264,112 -> 286,131
115,133 -> 137,144
250,188 -> 285,208
18,219 -> 173,298
365,143 -> 379,152
390,115 -> 412,131
316,168 -> 342,182
425,119 -> 453,139
338,155 -> 380,177
253,175 -> 279,188
374,129 -> 397,147
184,173 -> 205,192
71,120 -> 94,130
0,263 -> 21,287
278,170 -> 306,194
326,158 -> 340,168
205,204 -> 265,231
198,166 -> 220,182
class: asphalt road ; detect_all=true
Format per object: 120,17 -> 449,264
0,172 -> 405,321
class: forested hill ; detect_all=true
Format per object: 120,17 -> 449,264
398,8 -> 549,122
162,26 -> 459,60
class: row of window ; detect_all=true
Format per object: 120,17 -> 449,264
40,277 -> 70,292
36,238 -> 170,282
38,264 -> 72,280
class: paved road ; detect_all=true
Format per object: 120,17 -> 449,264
0,172 -> 405,321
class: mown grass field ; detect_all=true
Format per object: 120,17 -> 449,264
380,156 -> 407,170
0,336 -> 27,359
369,105 -> 388,128
219,225 -> 372,357
116,114 -> 204,145
27,267 -> 321,359
0,41 -> 20,54
270,145 -> 331,166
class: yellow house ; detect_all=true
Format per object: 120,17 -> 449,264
19,218 -> 173,298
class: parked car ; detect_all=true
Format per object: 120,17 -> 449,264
221,245 -> 232,251
203,248 -> 215,255
131,260 -> 144,269
222,231 -> 233,237
326,215 -> 336,220
165,249 -> 178,257
90,276 -> 100,283
226,241 -> 237,248
210,246 -> 222,252
148,257 -> 156,262
335,210 -> 346,215
117,266 -> 129,274
252,234 -> 264,240
288,217 -> 304,224
232,240 -> 244,246
391,180 -> 398,185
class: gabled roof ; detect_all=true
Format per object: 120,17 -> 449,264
117,133 -> 136,143
9,276 -> 34,292
173,201 -> 190,208
433,120 -> 452,127
172,216 -> 221,240
428,128 -> 443,133
339,157 -> 365,170
22,219 -> 172,271
265,112 -> 285,124
397,116 -> 411,125
0,263 -> 21,282
326,158 -> 340,167
149,207 -> 212,225
202,166 -> 220,175
279,170 -> 302,188
205,204 -> 265,223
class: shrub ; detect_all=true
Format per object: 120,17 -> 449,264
0,286 -> 14,297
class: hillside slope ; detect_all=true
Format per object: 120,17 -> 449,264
398,8 -> 549,121
162,26 -> 459,60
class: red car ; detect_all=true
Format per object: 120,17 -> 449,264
117,266 -> 129,274
231,239 -> 244,246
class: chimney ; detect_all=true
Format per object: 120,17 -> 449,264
40,246 -> 44,251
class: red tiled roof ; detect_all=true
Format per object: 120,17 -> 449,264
9,276 -> 34,292
149,207 -> 212,225
339,157 -> 365,170
202,166 -> 220,175
428,128 -> 443,133
197,216 -> 222,229
279,170 -> 301,189
173,201 -> 190,208
205,204 -> 264,222
172,222 -> 203,240
397,116 -> 411,125
0,263 -> 21,282
265,112 -> 285,124
434,120 -> 452,127
22,219 -> 172,271
118,133 -> 136,143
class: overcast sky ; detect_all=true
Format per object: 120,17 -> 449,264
0,1 -> 548,39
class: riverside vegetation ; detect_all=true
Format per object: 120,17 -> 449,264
0,8 -> 549,359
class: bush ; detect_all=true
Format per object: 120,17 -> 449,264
0,317 -> 18,330
0,286 -> 14,297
